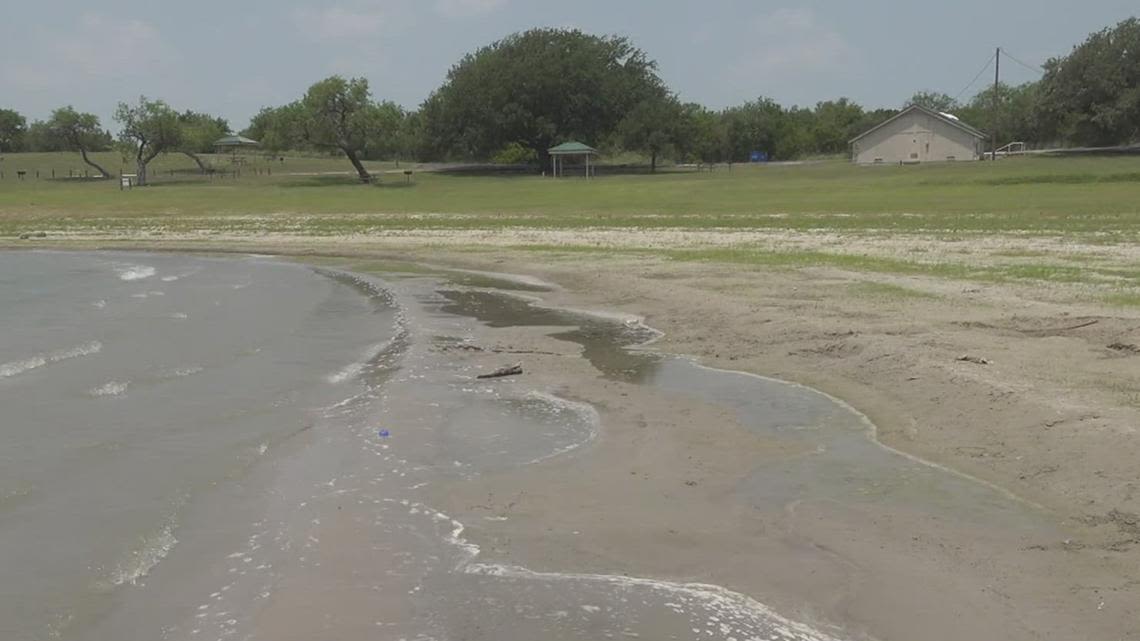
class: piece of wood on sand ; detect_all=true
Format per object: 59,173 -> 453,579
477,363 -> 523,379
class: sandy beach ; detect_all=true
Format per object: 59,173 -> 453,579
407,250 -> 1140,641
5,237 -> 1140,641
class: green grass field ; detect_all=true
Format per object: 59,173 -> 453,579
1,151 -> 1139,300
1,152 -> 1138,238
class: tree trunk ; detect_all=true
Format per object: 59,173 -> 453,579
183,151 -> 208,174
136,149 -> 160,186
651,151 -> 658,173
78,147 -> 112,179
344,148 -> 372,183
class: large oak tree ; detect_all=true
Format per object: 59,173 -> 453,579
420,29 -> 667,167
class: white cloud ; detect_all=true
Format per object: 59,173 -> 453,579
732,8 -> 858,79
292,1 -> 410,42
60,15 -> 168,75
0,13 -> 174,92
433,0 -> 508,19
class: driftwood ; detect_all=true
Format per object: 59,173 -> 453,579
957,355 -> 991,365
1024,319 -> 1100,336
477,363 -> 523,379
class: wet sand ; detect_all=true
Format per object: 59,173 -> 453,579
414,283 -> 1138,641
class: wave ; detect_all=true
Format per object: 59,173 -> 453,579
464,564 -> 842,641
0,341 -> 102,379
0,355 -> 48,378
326,362 -> 365,385
116,265 -> 156,282
405,495 -> 839,640
107,519 -> 178,587
522,392 -> 601,465
325,334 -> 401,384
90,381 -> 129,397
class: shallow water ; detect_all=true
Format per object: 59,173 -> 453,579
1,251 -> 1055,641
0,252 -> 404,640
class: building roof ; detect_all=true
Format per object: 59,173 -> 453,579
849,104 -> 986,144
548,141 -> 598,155
213,134 -> 260,147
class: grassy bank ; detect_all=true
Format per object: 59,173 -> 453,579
1,152 -> 1138,235
2,151 -> 1138,297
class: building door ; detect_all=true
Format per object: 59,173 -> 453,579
910,131 -> 932,162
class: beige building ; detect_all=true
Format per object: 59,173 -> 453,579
850,104 -> 987,164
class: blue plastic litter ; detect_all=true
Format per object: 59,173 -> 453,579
378,429 -> 391,438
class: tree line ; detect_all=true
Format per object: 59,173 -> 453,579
1,18 -> 1137,182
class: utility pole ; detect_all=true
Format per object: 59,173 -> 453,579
992,46 -> 1000,160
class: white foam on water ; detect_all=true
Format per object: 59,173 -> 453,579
464,564 -> 843,641
397,369 -> 838,641
90,381 -> 129,397
92,299 -> 108,309
0,355 -> 48,378
116,265 -> 156,282
0,341 -> 102,379
326,362 -> 365,385
167,366 -> 203,378
108,520 -> 178,587
419,497 -> 841,640
325,336 -> 397,384
160,276 -> 179,282
522,392 -> 601,465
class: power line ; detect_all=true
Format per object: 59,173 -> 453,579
954,52 -> 996,101
1000,49 -> 1045,75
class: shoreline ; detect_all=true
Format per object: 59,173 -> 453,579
4,243 -> 1139,640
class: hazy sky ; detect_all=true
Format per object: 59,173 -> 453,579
2,0 -> 1134,130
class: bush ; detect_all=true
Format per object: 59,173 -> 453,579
491,142 -> 536,165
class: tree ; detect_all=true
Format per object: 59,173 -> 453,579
683,104 -> 728,165
46,107 -> 115,178
362,101 -> 410,161
24,121 -> 65,152
810,98 -> 866,155
420,28 -> 666,167
907,91 -> 960,113
720,98 -> 787,162
958,82 -> 1043,146
115,97 -> 182,186
177,111 -> 229,172
616,96 -> 688,171
0,109 -> 27,152
244,104 -> 304,152
1038,17 -> 1140,146
298,76 -> 386,182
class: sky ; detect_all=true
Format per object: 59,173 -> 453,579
1,0 -> 1135,131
